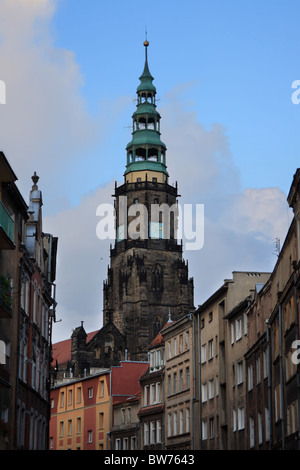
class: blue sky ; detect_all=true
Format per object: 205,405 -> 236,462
50,0 -> 300,199
0,0 -> 299,341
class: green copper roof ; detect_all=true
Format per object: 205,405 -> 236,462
137,41 -> 156,93
125,41 -> 168,177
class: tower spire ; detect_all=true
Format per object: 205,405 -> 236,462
125,40 -> 168,183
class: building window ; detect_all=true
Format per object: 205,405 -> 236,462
127,407 -> 131,424
208,379 -> 214,399
236,317 -> 242,341
173,412 -> 178,435
201,344 -> 207,363
144,385 -> 149,406
248,364 -> 253,391
202,420 -> 207,440
249,417 -> 255,448
185,367 -> 190,389
168,341 -> 171,359
208,339 -> 213,359
231,323 -> 235,345
123,437 -> 128,450
173,372 -> 177,394
99,412 -> 104,429
263,350 -> 268,379
76,387 -> 82,404
179,370 -> 183,392
173,337 -> 177,356
167,414 -> 172,437
265,408 -> 270,441
156,420 -> 162,443
185,330 -> 189,349
179,410 -> 184,434
209,417 -> 214,439
256,357 -> 261,384
150,421 -> 155,444
167,375 -> 171,396
115,438 -> 121,450
238,407 -> 245,430
121,408 -> 126,424
179,335 -> 183,353
202,383 -> 207,402
88,430 -> 93,443
88,387 -> 93,399
99,380 -> 104,397
144,423 -> 149,445
130,436 -> 136,450
209,311 -> 213,322
60,391 -> 65,408
233,409 -> 237,432
186,408 -> 190,433
68,389 -> 73,405
237,361 -> 243,385
59,421 -> 64,437
258,412 -> 263,445
68,419 -> 72,436
76,417 -> 81,434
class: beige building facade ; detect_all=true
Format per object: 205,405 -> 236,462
162,315 -> 194,450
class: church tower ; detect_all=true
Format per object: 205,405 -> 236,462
103,41 -> 194,361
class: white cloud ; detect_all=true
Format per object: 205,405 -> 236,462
0,2 -> 292,342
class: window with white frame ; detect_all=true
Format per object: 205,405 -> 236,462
237,361 -> 243,385
209,417 -> 214,439
115,438 -> 121,450
185,367 -> 190,389
231,323 -> 235,345
123,437 -> 128,450
208,379 -> 214,399
179,410 -> 184,434
236,317 -> 242,341
173,337 -> 177,356
238,407 -> 245,430
144,422 -> 149,445
233,409 -> 237,432
173,412 -> 178,435
150,421 -> 155,444
173,372 -> 177,394
179,369 -> 183,392
88,430 -> 93,443
202,420 -> 207,440
185,331 -> 189,349
156,420 -> 162,443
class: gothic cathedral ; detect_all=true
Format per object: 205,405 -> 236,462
67,42 -> 194,376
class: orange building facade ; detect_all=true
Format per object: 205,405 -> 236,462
49,361 -> 148,450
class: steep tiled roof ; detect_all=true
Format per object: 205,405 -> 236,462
51,330 -> 98,366
148,319 -> 174,349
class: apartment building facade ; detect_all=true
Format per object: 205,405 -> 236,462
245,168 -> 300,450
162,315 -> 194,450
0,152 -> 57,450
193,270 -> 271,450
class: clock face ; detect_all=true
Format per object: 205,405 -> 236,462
117,224 -> 125,242
150,222 -> 163,239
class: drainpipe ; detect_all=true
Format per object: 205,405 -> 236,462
279,304 -> 285,449
266,319 -> 272,449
